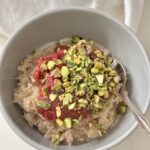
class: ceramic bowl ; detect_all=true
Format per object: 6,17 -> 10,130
0,7 -> 150,150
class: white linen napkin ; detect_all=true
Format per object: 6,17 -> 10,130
0,0 -> 144,37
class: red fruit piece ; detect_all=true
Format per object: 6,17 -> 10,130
33,67 -> 42,81
45,76 -> 55,91
37,107 -> 45,116
44,110 -> 56,120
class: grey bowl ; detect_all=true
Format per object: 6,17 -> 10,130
0,7 -> 150,150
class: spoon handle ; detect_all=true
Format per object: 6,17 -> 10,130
121,89 -> 150,134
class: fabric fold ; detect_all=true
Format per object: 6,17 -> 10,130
0,0 -> 144,37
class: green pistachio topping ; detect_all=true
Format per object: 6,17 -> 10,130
33,36 -> 126,142
56,119 -> 64,126
47,60 -> 55,70
49,94 -> 57,101
56,106 -> 61,118
40,62 -> 48,71
91,67 -> 99,74
53,79 -> 62,90
71,35 -> 81,44
64,118 -> 72,128
61,66 -> 69,78
35,101 -> 50,110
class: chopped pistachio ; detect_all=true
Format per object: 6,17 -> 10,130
74,58 -> 81,65
51,68 -> 61,77
105,57 -> 113,67
68,48 -> 75,55
61,66 -> 69,78
81,61 -> 85,67
80,69 -> 88,77
66,86 -> 75,93
103,90 -> 109,99
78,39 -> 86,44
40,62 -> 47,71
79,103 -> 86,108
71,80 -> 77,86
42,86 -> 47,95
119,105 -> 127,114
105,67 -> 112,72
79,47 -> 86,56
67,60 -> 75,67
63,82 -> 70,88
41,78 -> 47,84
96,74 -> 104,84
56,106 -> 61,118
92,84 -> 99,90
76,90 -> 85,96
30,50 -> 35,55
109,81 -> 116,87
35,101 -> 50,110
94,95 -> 99,103
64,55 -> 72,61
63,77 -> 69,82
78,99 -> 88,108
56,119 -> 64,126
100,86 -> 107,91
49,94 -> 57,101
72,119 -> 79,126
70,65 -> 78,72
64,118 -> 72,128
71,35 -> 81,44
79,83 -> 86,89
94,62 -> 103,69
62,93 -> 73,106
53,79 -> 62,90
47,61 -> 55,70
109,70 -> 117,76
55,59 -> 62,65
86,88 -> 94,97
80,56 -> 86,61
91,67 -> 99,74
59,94 -> 64,101
98,90 -> 105,96
93,103 -> 101,108
68,103 -> 76,110
73,54 -> 77,58
75,67 -> 82,72
78,99 -> 88,104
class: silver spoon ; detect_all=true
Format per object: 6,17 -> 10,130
112,58 -> 150,133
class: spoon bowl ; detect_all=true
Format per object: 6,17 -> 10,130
112,58 -> 150,134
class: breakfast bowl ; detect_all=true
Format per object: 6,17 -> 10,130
0,7 -> 150,150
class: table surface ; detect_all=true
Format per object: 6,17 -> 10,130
1,1 -> 150,150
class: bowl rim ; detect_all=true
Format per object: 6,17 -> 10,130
0,6 -> 150,150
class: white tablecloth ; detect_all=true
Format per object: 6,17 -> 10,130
0,0 -> 144,37
0,0 -> 149,150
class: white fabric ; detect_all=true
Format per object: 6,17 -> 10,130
0,0 -> 144,37
124,0 -> 144,32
